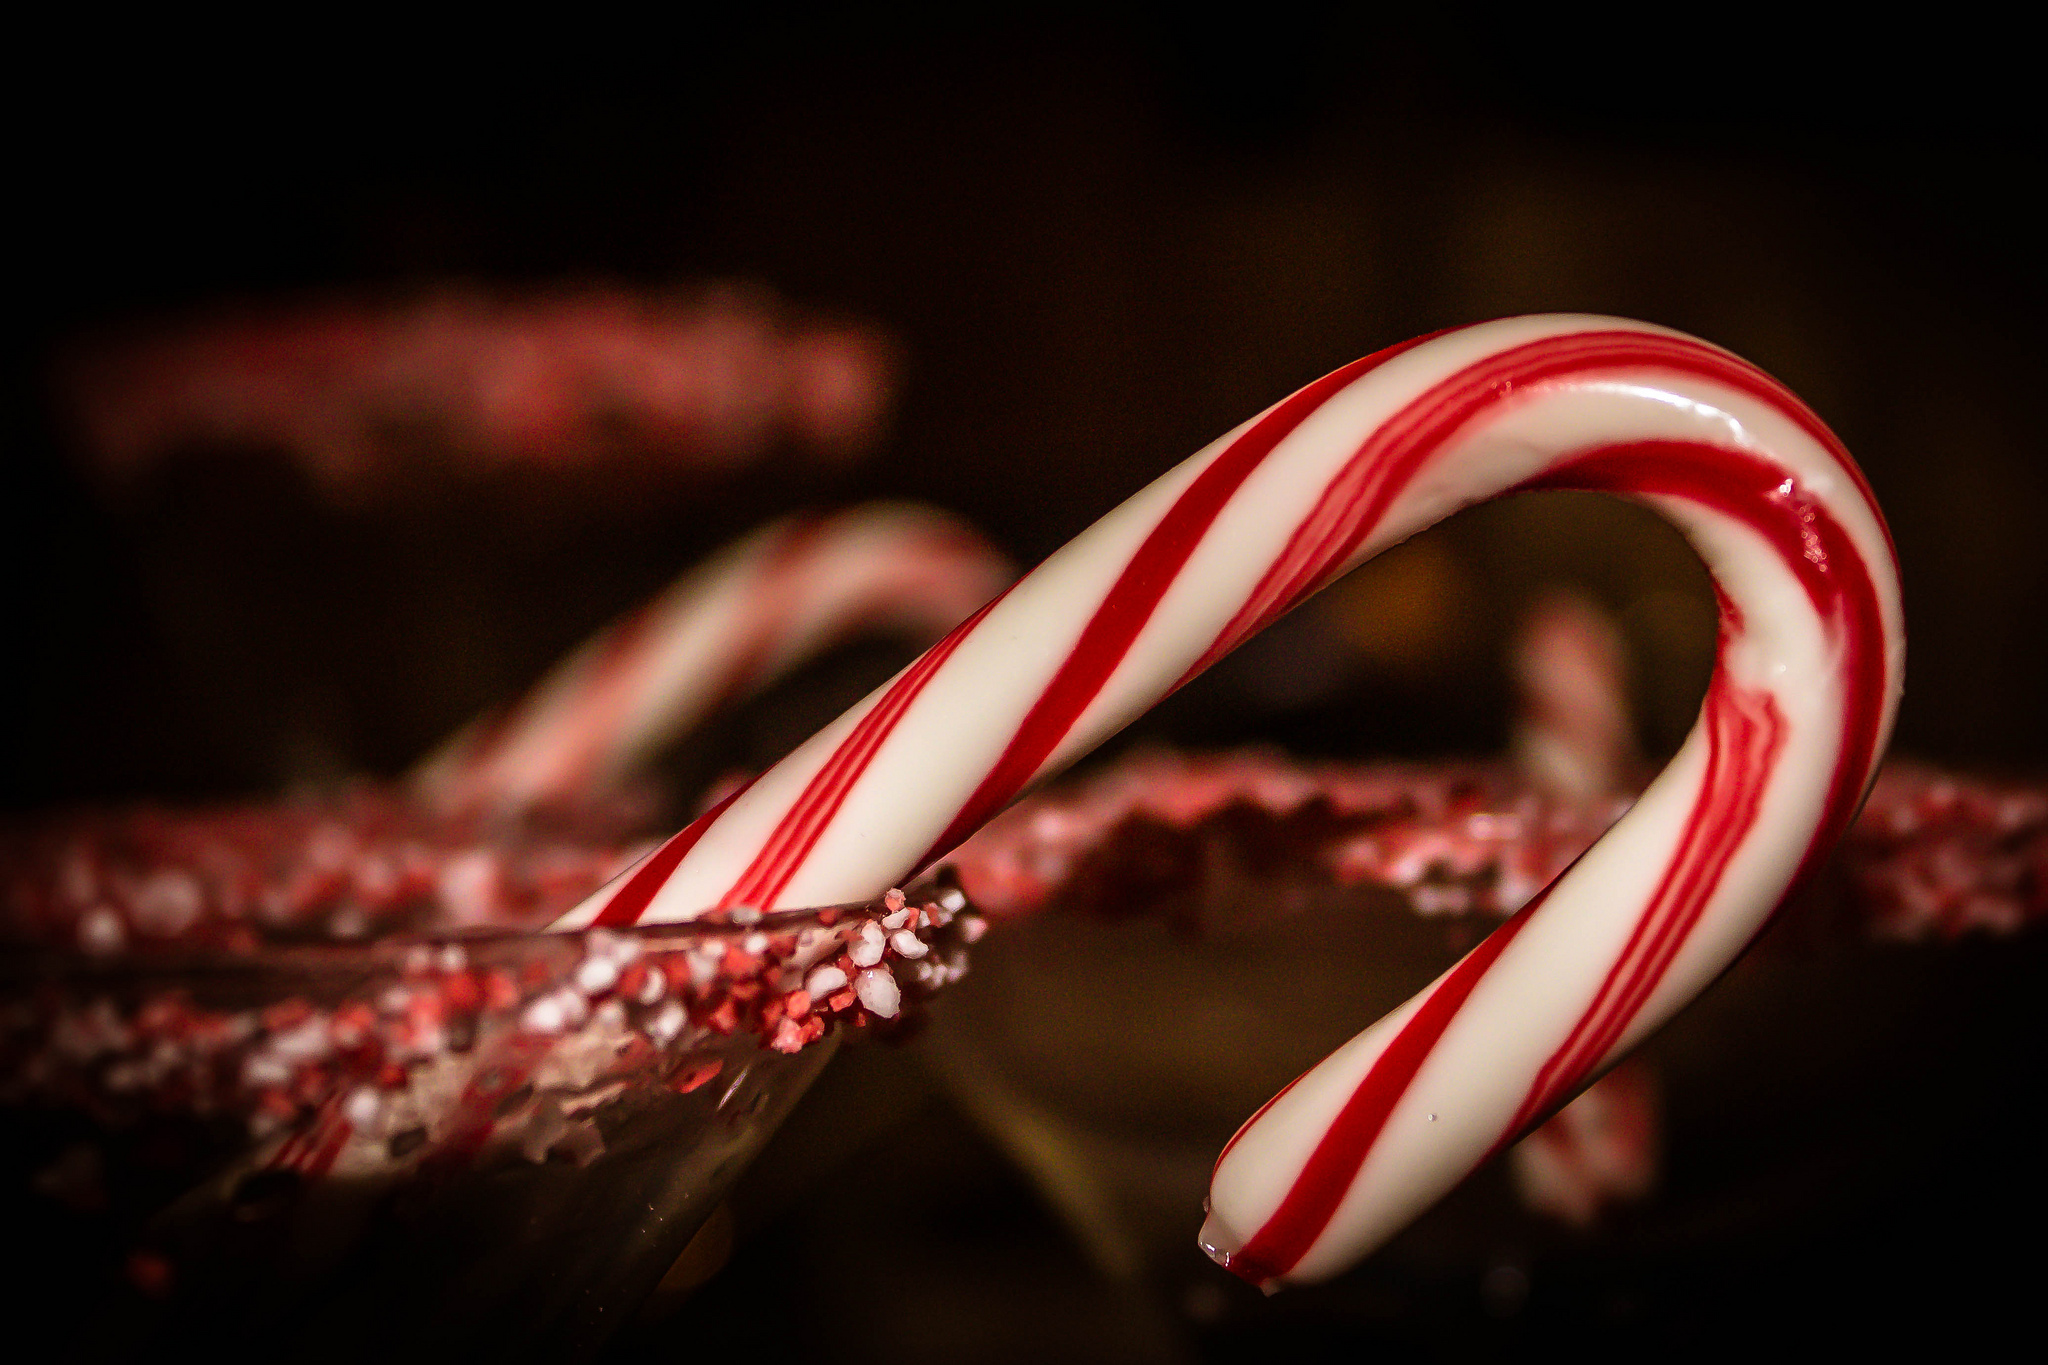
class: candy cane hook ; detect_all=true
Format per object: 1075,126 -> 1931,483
556,316 -> 1903,1288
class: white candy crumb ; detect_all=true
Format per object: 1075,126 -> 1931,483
636,966 -> 666,1005
131,872 -> 202,936
555,988 -> 591,1028
958,915 -> 988,943
1411,884 -> 1470,916
270,1018 -> 331,1063
436,850 -> 502,926
881,907 -> 911,931
646,1000 -> 687,1045
805,965 -> 848,997
344,1086 -> 383,1128
575,955 -> 620,995
522,996 -> 568,1034
849,921 -> 886,967
889,930 -> 928,959
77,908 -> 126,956
728,905 -> 762,925
241,1053 -> 291,1088
854,967 -> 901,1019
937,887 -> 967,912
327,905 -> 371,939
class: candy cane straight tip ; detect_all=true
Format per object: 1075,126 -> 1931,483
554,317 -> 1902,1290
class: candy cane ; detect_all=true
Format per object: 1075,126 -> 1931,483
414,503 -> 1012,814
554,316 -> 1903,1289
1510,591 -> 1642,802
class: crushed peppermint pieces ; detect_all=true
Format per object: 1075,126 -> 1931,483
2,874 -> 979,1183
945,750 -> 1622,925
1839,762 -> 2048,941
944,748 -> 2048,943
0,786 -> 658,954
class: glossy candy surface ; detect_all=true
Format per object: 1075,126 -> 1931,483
552,317 -> 1904,1288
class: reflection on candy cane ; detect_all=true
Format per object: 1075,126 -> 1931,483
415,504 -> 1012,814
554,317 -> 1902,1289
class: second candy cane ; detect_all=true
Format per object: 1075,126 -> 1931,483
558,315 -> 1904,1288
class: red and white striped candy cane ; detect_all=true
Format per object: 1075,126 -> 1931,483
414,503 -> 1012,814
555,316 -> 1903,1288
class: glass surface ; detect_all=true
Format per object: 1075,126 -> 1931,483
2,797 -> 974,1362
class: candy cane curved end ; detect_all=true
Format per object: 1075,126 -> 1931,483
556,317 -> 1904,1289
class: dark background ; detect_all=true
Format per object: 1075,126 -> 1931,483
6,11 -> 2046,804
4,11 -> 2042,1360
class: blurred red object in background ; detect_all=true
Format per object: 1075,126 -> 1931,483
58,285 -> 893,501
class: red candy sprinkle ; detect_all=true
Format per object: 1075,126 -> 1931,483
669,1060 -> 723,1093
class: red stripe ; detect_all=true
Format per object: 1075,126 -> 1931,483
1585,686 -> 1781,1058
1211,379 -> 1890,1283
297,1111 -> 353,1177
721,328 -> 1878,903
1220,890 -> 1544,1285
1178,331 -> 1661,682
593,328 -> 1892,1279
721,592 -> 1006,908
1527,442 -> 1892,896
588,780 -> 753,927
1491,438 -> 1891,1131
1223,430 -> 1890,1279
909,331 -> 1451,871
722,645 -> 941,905
267,1098 -> 352,1176
1517,674 -> 1754,1121
1507,675 -> 1784,1136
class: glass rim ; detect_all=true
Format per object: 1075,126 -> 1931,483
0,879 -> 959,986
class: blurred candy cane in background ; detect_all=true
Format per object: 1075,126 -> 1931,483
57,285 -> 893,500
415,503 -> 1014,817
1508,591 -> 1643,804
1500,592 -> 1660,1227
